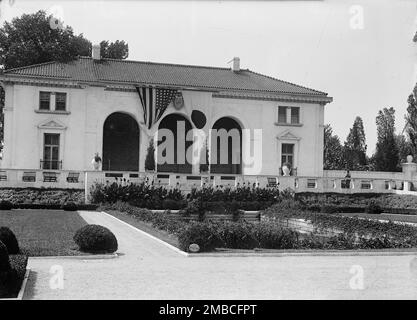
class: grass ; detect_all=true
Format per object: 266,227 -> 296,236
0,209 -> 88,256
105,210 -> 180,248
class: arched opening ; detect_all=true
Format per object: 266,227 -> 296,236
211,117 -> 242,174
102,112 -> 140,171
157,113 -> 193,173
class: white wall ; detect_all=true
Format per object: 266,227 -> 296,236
2,83 -> 325,176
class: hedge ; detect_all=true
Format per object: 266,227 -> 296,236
91,181 -> 279,210
296,192 -> 417,212
262,202 -> 417,248
0,188 -> 85,206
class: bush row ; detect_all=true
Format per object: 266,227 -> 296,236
296,192 -> 417,212
0,200 -> 98,211
90,182 -> 281,210
262,201 -> 417,247
0,188 -> 84,205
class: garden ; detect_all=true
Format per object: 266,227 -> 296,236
94,181 -> 417,253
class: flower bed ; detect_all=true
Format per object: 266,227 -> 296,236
101,200 -> 417,252
262,202 -> 417,249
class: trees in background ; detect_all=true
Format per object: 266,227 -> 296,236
343,117 -> 368,170
100,40 -> 129,60
373,108 -> 400,171
323,124 -> 344,170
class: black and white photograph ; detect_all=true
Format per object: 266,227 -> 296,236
0,0 -> 416,309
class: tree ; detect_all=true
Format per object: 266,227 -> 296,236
100,40 -> 129,59
323,124 -> 344,170
343,116 -> 368,170
145,139 -> 156,171
0,11 -> 92,70
405,86 -> 417,157
395,134 -> 413,165
373,108 -> 400,171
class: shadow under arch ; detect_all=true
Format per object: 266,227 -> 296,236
210,116 -> 242,174
157,113 -> 193,173
102,112 -> 140,171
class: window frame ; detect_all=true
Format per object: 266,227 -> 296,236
39,91 -> 51,110
281,143 -> 294,166
55,92 -> 67,111
43,133 -> 60,170
290,107 -> 300,124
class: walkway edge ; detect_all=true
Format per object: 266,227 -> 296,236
99,211 -> 189,257
29,253 -> 118,260
190,250 -> 417,257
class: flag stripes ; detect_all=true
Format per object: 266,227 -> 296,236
136,86 -> 177,130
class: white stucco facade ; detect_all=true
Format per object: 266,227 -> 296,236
1,82 -> 327,177
0,56 -> 333,178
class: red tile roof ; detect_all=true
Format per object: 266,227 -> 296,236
3,56 -> 330,98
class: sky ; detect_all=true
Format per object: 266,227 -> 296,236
0,0 -> 416,155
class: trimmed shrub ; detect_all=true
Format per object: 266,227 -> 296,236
61,201 -> 78,211
0,254 -> 27,299
73,225 -> 118,253
0,227 -> 20,254
365,200 -> 383,214
0,200 -> 13,210
161,199 -> 186,210
253,223 -> 299,249
178,222 -> 223,252
0,240 -> 11,271
216,222 -> 258,249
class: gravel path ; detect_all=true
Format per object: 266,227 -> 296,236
24,211 -> 417,300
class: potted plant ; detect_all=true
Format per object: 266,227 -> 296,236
145,139 -> 156,172
91,152 -> 102,170
282,162 -> 292,176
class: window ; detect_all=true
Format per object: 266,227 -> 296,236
39,92 -> 51,110
55,92 -> 67,111
290,107 -> 300,124
281,143 -> 294,166
43,133 -> 60,169
361,180 -> 372,189
307,179 -> 317,188
277,106 -> 301,124
278,106 -> 287,123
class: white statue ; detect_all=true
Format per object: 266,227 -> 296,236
92,152 -> 102,170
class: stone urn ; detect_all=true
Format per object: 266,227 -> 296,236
91,153 -> 102,171
407,155 -> 414,163
282,163 -> 291,176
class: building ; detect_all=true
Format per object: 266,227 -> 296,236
0,49 -> 333,185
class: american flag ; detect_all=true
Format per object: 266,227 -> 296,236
136,86 -> 177,130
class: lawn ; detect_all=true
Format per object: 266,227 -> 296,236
0,210 -> 88,256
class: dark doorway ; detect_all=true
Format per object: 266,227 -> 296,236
211,117 -> 242,174
157,113 -> 193,173
103,112 -> 139,171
